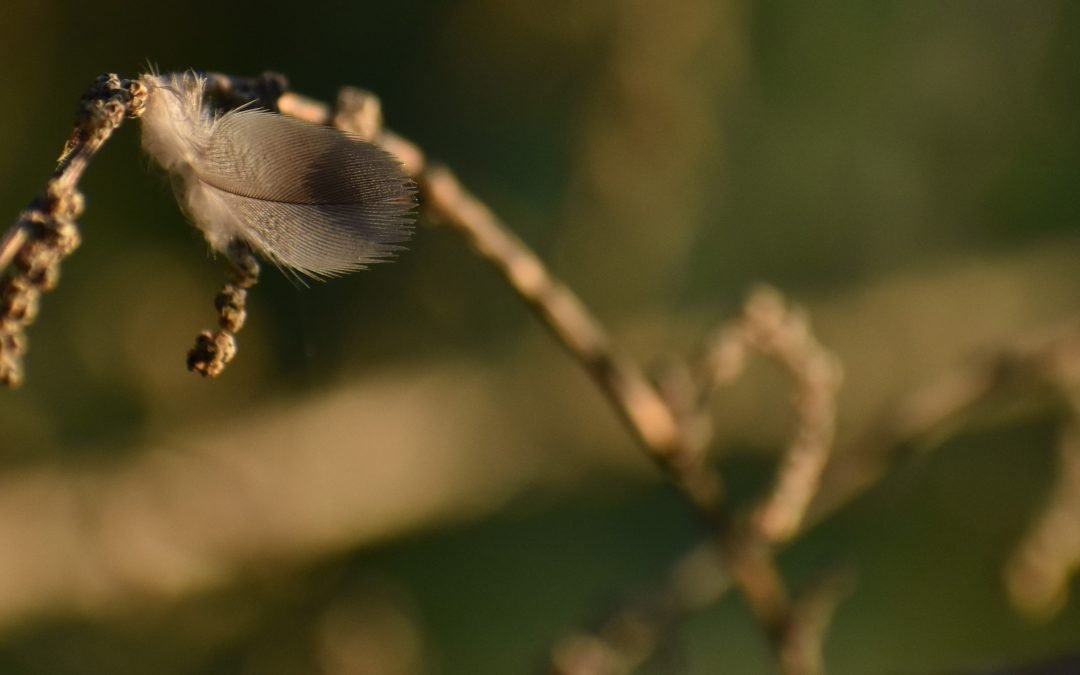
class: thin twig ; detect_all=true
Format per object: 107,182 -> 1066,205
777,568 -> 856,675
698,286 -> 843,543
186,240 -> 260,377
1004,419 -> 1080,617
0,73 -> 146,387
558,319 -> 1080,674
420,168 -> 694,470
544,311 -> 1080,673
1003,366 -> 1080,617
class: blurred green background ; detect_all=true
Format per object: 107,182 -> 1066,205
2,1 -> 1080,673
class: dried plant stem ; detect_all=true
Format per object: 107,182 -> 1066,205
1004,418 -> 1080,616
0,73 -> 146,387
421,168 -> 690,465
1002,354 -> 1080,616
700,287 -> 843,543
561,320 -> 1080,674
777,568 -> 856,675
187,240 -> 260,377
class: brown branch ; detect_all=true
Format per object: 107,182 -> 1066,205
186,240 -> 260,377
543,309 -> 1080,674
410,129 -> 806,652
1004,419 -> 1080,617
777,568 -> 856,675
407,119 -> 795,650
698,286 -> 843,543
549,286 -> 845,674
419,167 -> 699,474
0,73 -> 147,386
555,319 -> 1080,674
1003,364 -> 1080,617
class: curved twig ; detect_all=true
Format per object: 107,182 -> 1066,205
0,73 -> 146,386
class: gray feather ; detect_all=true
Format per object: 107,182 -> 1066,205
195,109 -> 416,277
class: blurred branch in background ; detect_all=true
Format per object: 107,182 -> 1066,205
1006,387 -> 1080,617
548,303 -> 1080,674
696,287 -> 843,544
551,286 -> 846,675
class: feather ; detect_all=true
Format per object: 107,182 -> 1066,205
138,72 -> 416,277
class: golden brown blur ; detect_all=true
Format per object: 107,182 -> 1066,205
1,1 -> 1080,673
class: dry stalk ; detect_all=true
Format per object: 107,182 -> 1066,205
544,310 -> 1080,674
567,319 -> 1080,673
549,286 -> 845,674
186,240 -> 260,377
0,73 -> 147,386
777,569 -> 856,675
699,286 -> 843,543
1004,419 -> 1080,617
1003,360 -> 1080,617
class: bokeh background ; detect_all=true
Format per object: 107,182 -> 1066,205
2,1 -> 1080,673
